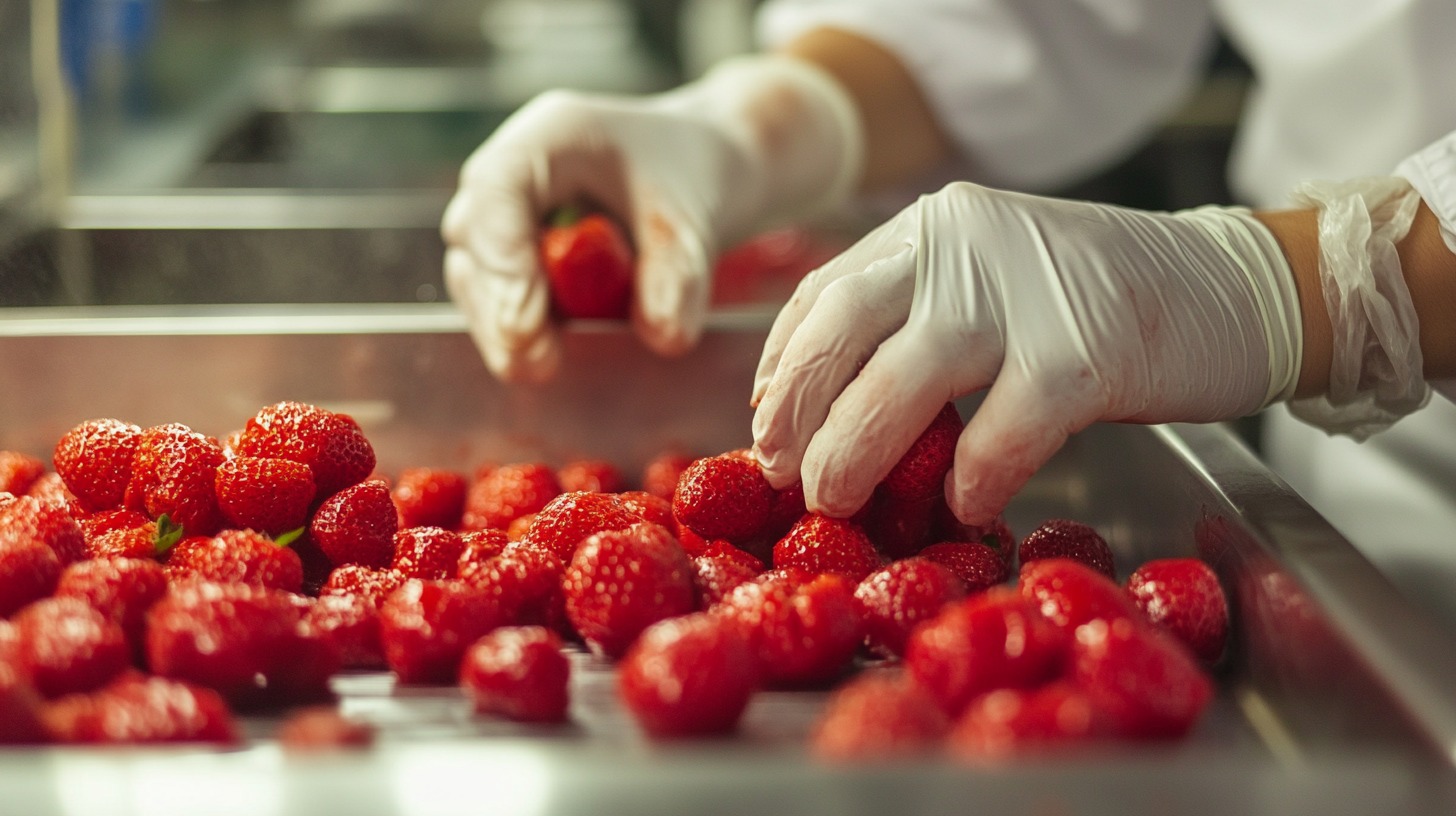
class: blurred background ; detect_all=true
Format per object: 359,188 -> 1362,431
0,0 -> 1252,309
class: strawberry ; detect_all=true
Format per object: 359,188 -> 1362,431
124,423 -> 225,537
461,463 -> 561,532
1070,616 -> 1214,739
691,541 -> 764,609
772,513 -> 883,582
879,402 -> 962,501
672,454 -> 774,543
166,529 -> 304,593
517,491 -> 640,561
0,495 -> 85,564
24,473 -> 76,510
905,587 -> 1068,716
1125,557 -> 1229,665
854,558 -> 966,659
718,569 -> 861,687
0,537 -> 60,617
809,672 -> 949,761
506,514 -> 536,541
54,557 -> 168,661
379,579 -> 512,684
642,451 -> 695,501
304,593 -> 384,669
309,480 -> 399,568
457,529 -> 510,571
276,705 -> 375,751
215,456 -> 316,535
917,541 -> 1010,594
43,672 -> 239,745
556,459 -> 624,494
618,612 -> 757,738
11,597 -> 130,698
235,401 -> 376,497
0,452 -> 45,497
675,523 -> 712,557
541,209 -> 634,319
391,526 -> 466,580
0,659 -> 47,744
760,481 -> 808,543
320,565 -> 407,609
460,626 -> 571,723
391,467 -> 467,530
562,522 -> 696,659
1019,558 -> 1143,634
615,490 -> 676,529
52,418 -> 142,512
1018,519 -> 1116,579
863,492 -> 938,560
932,508 -> 1016,568
86,526 -> 160,560
948,682 -> 1110,760
458,544 -> 566,632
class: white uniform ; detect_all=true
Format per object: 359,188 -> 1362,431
759,0 -> 1456,626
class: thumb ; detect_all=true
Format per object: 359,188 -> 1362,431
631,206 -> 714,357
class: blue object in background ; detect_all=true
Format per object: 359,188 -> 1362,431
60,0 -> 157,102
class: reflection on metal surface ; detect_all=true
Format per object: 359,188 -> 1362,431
391,747 -> 551,816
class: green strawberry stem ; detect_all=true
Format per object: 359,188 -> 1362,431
154,514 -> 184,556
274,526 -> 306,549
549,205 -> 583,229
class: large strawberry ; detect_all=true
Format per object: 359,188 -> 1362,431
1125,557 -> 1229,666
235,401 -> 376,497
457,544 -> 566,631
1069,617 -> 1214,739
10,598 -> 130,698
391,526 -> 466,580
540,209 -> 634,320
717,568 -> 861,687
215,456 -> 316,536
517,491 -> 640,561
54,557 -> 169,662
673,454 -> 775,543
53,418 -> 142,513
562,522 -> 696,659
124,423 -> 225,537
918,541 -> 1010,594
165,529 -> 304,593
854,558 -> 966,659
309,480 -> 399,569
1019,557 -> 1143,634
617,612 -> 757,737
771,513 -> 883,582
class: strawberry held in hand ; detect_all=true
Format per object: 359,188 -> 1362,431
540,208 -> 634,320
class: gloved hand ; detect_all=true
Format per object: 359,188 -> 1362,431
441,55 -> 863,383
750,182 -> 1304,525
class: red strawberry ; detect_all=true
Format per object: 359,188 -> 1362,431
506,514 -> 536,541
0,452 -> 45,497
1125,558 -> 1229,665
165,529 -> 304,593
54,557 -> 168,661
11,597 -> 130,698
124,423 -> 225,537
53,418 -> 142,512
809,672 -> 949,762
277,705 -> 375,751
458,544 -> 566,632
854,558 -> 966,659
24,473 -> 76,510
905,587 -> 1068,716
461,463 -> 561,532
305,593 -> 384,669
391,526 -> 466,580
1070,617 -> 1214,739
0,495 -> 85,564
618,612 -> 757,737
215,456 -> 316,535
761,481 -> 808,542
517,491 -> 639,561
309,480 -> 399,568
672,454 -> 774,543
235,401 -> 376,497
541,209 -> 634,319
1019,558 -> 1143,634
642,451 -> 695,501
86,526 -> 161,560
718,569 -> 861,687
772,513 -> 883,582
379,579 -> 511,684
948,682 -> 1109,760
563,522 -> 696,659
43,672 -> 239,745
79,508 -> 150,540
0,537 -> 60,617
0,660 -> 47,744
616,490 -> 676,529
691,541 -> 764,609
391,467 -> 467,530
932,508 -> 1016,568
879,402 -> 962,501
1018,519 -> 1116,579
675,523 -> 712,557
556,459 -> 624,494
460,626 -> 571,723
456,529 -> 510,571
320,565 -> 407,609
918,541 -> 1010,594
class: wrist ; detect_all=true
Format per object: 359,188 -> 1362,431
1253,209 -> 1330,398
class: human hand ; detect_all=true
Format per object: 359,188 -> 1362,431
751,182 -> 1303,524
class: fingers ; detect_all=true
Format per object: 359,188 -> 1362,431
444,245 -> 561,383
631,205 -> 712,357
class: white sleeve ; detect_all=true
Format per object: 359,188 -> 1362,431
1395,130 -> 1456,403
756,0 -> 1218,191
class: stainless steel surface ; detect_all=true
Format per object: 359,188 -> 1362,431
1,305 -> 1456,815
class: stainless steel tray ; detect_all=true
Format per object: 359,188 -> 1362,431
1,304 -> 1455,816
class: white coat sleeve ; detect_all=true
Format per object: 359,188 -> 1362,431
756,0 -> 1218,191
1395,129 -> 1456,403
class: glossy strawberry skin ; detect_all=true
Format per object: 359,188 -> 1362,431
11,598 -> 131,698
460,626 -> 571,723
456,529 -> 510,572
391,468 -> 467,530
673,454 -> 775,543
0,452 -> 46,497
518,491 -> 640,562
948,682 -> 1110,760
809,672 -> 950,762
772,513 -> 883,583
918,541 -> 1010,594
457,544 -> 566,631
461,463 -> 561,532
718,569 -> 861,687
879,402 -> 962,502
235,401 -> 376,498
0,538 -> 61,617
215,456 -> 316,535
124,424 -> 226,537
1125,557 -> 1230,665
379,579 -> 511,685
0,495 -> 85,565
615,491 -> 676,529
854,558 -> 966,659
320,565 -> 407,610
304,593 -> 384,669
1070,617 -> 1215,740
309,480 -> 399,569
43,672 -> 239,745
1019,557 -> 1143,634
563,523 -> 696,659
391,526 -> 466,580
165,529 -> 304,593
641,451 -> 695,502
1018,519 -> 1116,579
54,557 -> 169,661
53,418 -> 143,513
541,211 -> 634,319
618,612 -> 757,738
932,510 -> 1017,569
555,460 -> 624,494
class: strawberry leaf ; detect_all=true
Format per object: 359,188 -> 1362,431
274,526 -> 306,549
154,514 -> 184,555
549,205 -> 582,229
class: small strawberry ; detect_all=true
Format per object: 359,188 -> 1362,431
879,402 -> 962,501
947,682 -> 1109,760
0,660 -> 47,744
309,480 -> 399,569
917,541 -> 1010,594
165,529 -> 304,593
0,537 -> 61,617
305,593 -> 384,669
379,579 -> 511,684
905,587 -> 1068,716
456,529 -> 510,572
541,209 -> 634,319
215,456 -> 316,535
718,569 -> 861,687
391,526 -> 466,580
124,423 -> 225,537
52,418 -> 142,513
1070,617 -> 1214,739
932,508 -> 1016,569
691,541 -> 764,609
457,544 -> 566,632
1019,558 -> 1143,634
1125,557 -> 1229,665
618,612 -> 757,738
460,626 -> 571,723
616,490 -> 676,529
1018,519 -> 1116,579
320,565 -> 407,609
11,597 -> 130,698
809,672 -> 949,762
772,513 -> 883,582
642,451 -> 695,502
556,459 -> 624,494
672,454 -> 774,543
562,522 -> 696,659
0,495 -> 85,565
276,705 -> 375,751
54,557 -> 169,661
461,463 -> 561,532
391,467 -> 467,530
517,491 -> 640,561
0,452 -> 45,497
854,558 -> 966,659
43,672 -> 239,745
235,401 -> 376,497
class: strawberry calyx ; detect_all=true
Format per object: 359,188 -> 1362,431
548,205 -> 583,230
154,514 -> 184,556
274,527 -> 306,549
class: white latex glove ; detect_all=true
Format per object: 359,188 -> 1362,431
441,55 -> 863,383
750,182 -> 1304,525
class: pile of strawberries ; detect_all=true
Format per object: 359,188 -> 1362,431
0,399 -> 1228,759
